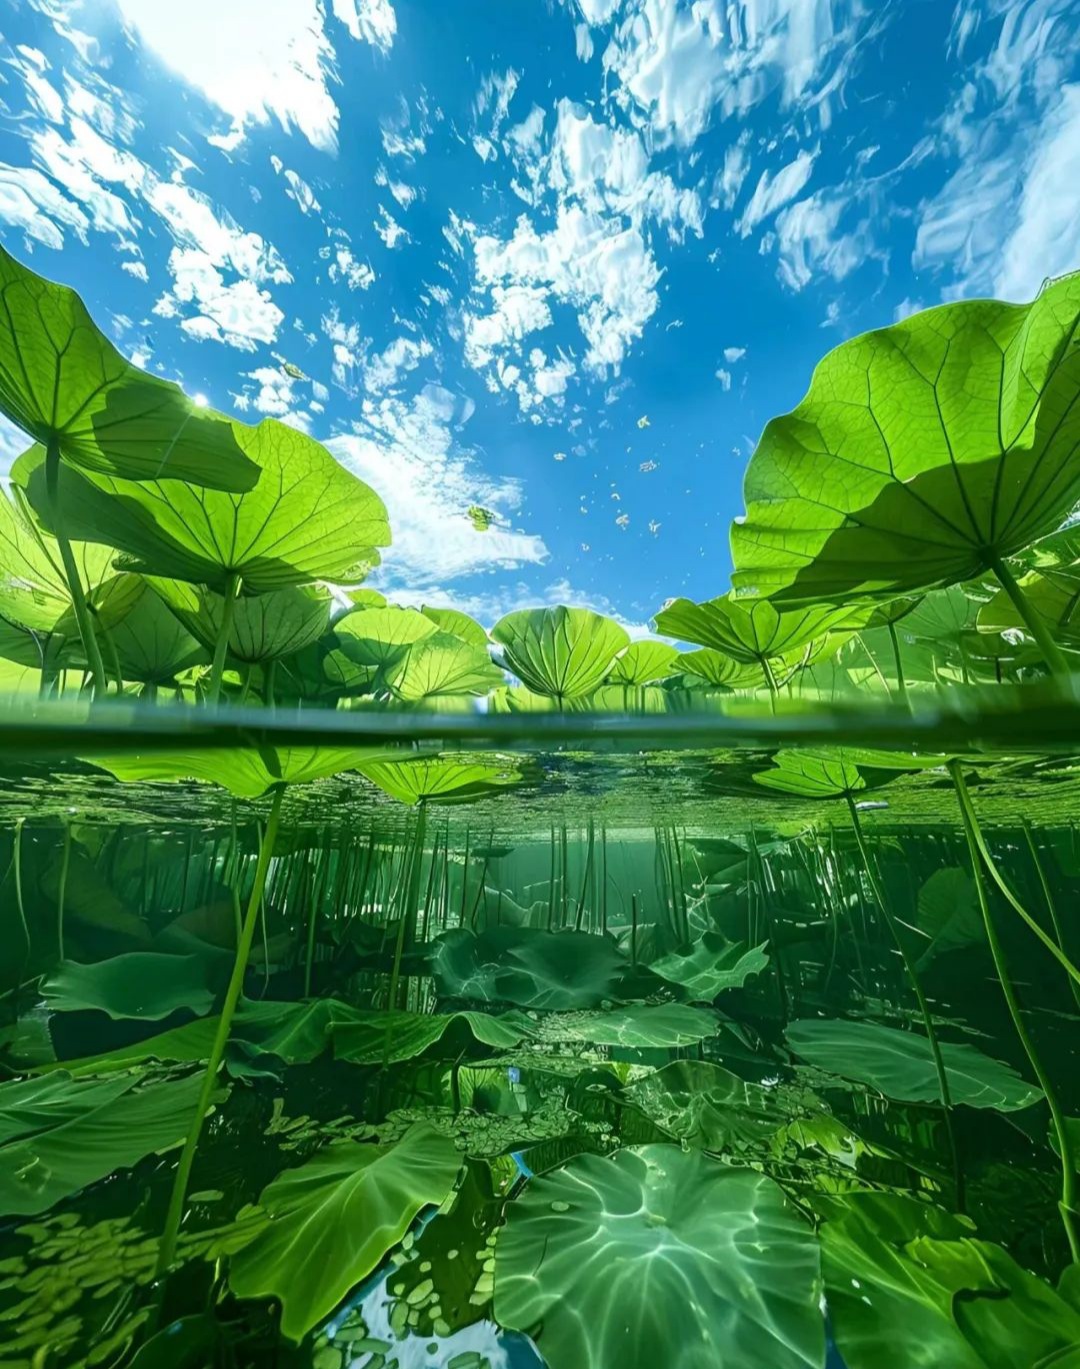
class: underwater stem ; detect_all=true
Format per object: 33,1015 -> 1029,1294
207,572 -> 242,706
988,552 -> 1072,681
1022,819 -> 1080,1011
847,795 -> 965,1213
44,437 -> 108,697
56,821 -> 71,962
952,769 -> 1080,1262
156,784 -> 284,1277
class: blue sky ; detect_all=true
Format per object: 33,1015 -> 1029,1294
1,0 -> 1077,629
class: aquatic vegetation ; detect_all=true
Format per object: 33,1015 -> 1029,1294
1,248 -> 1080,1367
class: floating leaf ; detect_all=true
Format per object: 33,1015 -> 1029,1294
491,606 -> 630,700
786,1019 -> 1043,1110
332,1009 -> 534,1064
650,935 -> 770,1001
228,1123 -> 461,1341
549,1003 -> 722,1048
730,275 -> 1080,605
0,245 -> 255,488
429,928 -> 626,1010
42,952 -> 219,1020
83,745 -> 384,798
494,1147 -> 824,1369
359,755 -> 528,806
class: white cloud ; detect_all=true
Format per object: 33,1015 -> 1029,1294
332,0 -> 397,53
773,190 -> 872,291
0,165 -> 89,249
723,345 -> 746,362
375,205 -> 409,249
363,336 -> 434,393
154,248 -> 285,350
715,367 -> 732,390
0,412 -> 27,477
387,574 -> 649,636
121,259 -> 149,281
330,385 -> 548,584
736,148 -> 816,236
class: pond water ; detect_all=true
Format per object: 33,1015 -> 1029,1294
1,697 -> 1078,1369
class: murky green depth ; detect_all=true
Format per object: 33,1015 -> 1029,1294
1,713 -> 1079,1369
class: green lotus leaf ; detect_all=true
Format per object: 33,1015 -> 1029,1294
0,1071 -> 205,1215
624,1060 -> 792,1151
420,604 -> 489,647
385,631 -> 504,701
42,952 -> 220,1020
978,566 -> 1080,648
606,639 -> 680,685
913,867 -> 983,967
14,417 -> 389,593
0,245 -> 255,489
147,577 -> 332,664
731,275 -> 1080,605
334,605 -> 439,671
87,573 -> 207,685
332,1009 -> 535,1063
228,1122 -> 462,1341
786,1019 -> 1043,1109
818,1191 -> 1080,1369
677,648 -> 763,688
491,605 -> 630,700
429,927 -> 626,1010
0,1072 -> 134,1146
650,935 -> 770,1001
548,1003 -> 722,1047
82,744 -> 385,798
494,1146 -> 825,1369
359,754 -> 528,805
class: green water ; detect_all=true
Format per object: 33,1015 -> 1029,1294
1,701 -> 1079,1369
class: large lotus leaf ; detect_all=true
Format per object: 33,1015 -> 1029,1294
0,1072 -> 134,1146
90,573 -> 209,683
818,1191 -> 1080,1369
331,1008 -> 535,1064
978,566 -> 1080,647
228,1123 -> 462,1341
0,246 -> 255,489
752,746 -> 941,799
82,744 -> 383,798
420,604 -> 489,647
654,593 -> 859,665
148,577 -> 332,664
14,418 -> 388,593
359,754 -> 528,805
429,927 -> 626,1010
0,1071 -> 204,1215
902,586 -> 980,644
385,631 -> 504,700
564,683 -> 670,712
786,1019 -> 1042,1110
494,1146 -> 824,1369
913,867 -> 982,967
491,606 -> 630,699
650,934 -> 769,1001
547,1003 -> 722,1047
677,647 -> 763,688
731,275 -> 1080,605
606,639 -> 680,685
334,605 -> 438,671
624,1060 -> 790,1151
42,952 -> 219,1020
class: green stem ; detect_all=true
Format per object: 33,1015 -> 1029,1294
951,764 -> 1080,989
57,821 -> 71,962
13,818 -> 30,976
847,795 -> 965,1213
1022,819 -> 1080,1011
951,765 -> 1079,1261
207,573 -> 241,706
156,784 -> 284,1277
44,438 -> 108,697
988,552 -> 1072,681
887,620 -> 908,703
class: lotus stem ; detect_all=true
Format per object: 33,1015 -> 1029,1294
886,621 -> 908,703
952,774 -> 1080,1262
13,818 -> 29,976
44,438 -> 108,697
988,552 -> 1071,681
156,783 -> 284,1277
57,821 -> 70,961
950,762 -> 1080,989
847,795 -> 965,1213
207,572 -> 241,706
1022,819 -> 1080,1011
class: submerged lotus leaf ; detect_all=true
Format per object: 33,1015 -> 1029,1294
731,274 -> 1080,605
650,935 -> 769,1001
228,1122 -> 461,1341
752,746 -> 941,799
359,754 -> 528,805
818,1191 -> 1080,1369
494,1146 -> 824,1369
15,417 -> 389,593
148,578 -> 332,664
606,639 -> 680,685
913,867 -> 983,966
544,1003 -> 722,1047
0,246 -> 255,489
624,1060 -> 790,1151
491,605 -> 630,699
429,927 -> 626,1010
0,1071 -> 205,1215
42,952 -> 219,1020
786,1019 -> 1043,1110
331,1009 -> 535,1063
82,745 -> 386,798
385,631 -> 505,700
